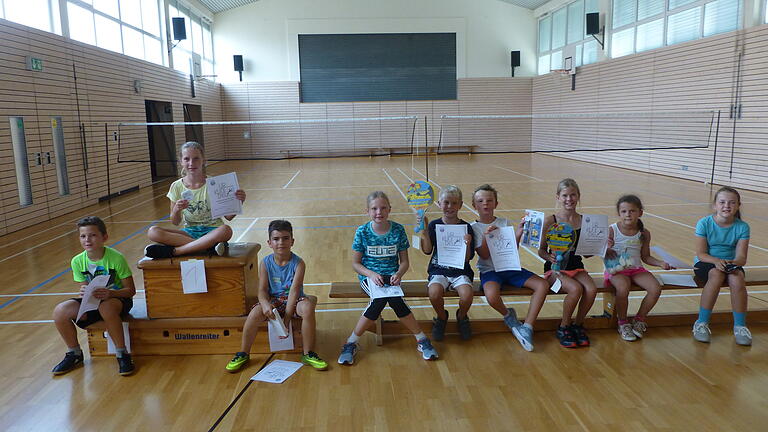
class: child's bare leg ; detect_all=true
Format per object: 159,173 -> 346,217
398,313 -> 425,335
456,284 -> 474,319
352,316 -> 376,337
552,274 -> 582,327
700,268 -> 725,310
99,299 -> 126,349
297,297 -> 317,354
522,276 -> 549,326
482,282 -> 509,316
147,226 -> 194,246
53,300 -> 80,348
173,225 -> 233,255
610,274 -> 631,321
428,283 -> 448,320
239,305 -> 266,352
633,272 -> 662,317
728,272 -> 747,313
573,272 -> 598,325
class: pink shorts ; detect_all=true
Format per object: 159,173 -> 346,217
543,268 -> 588,280
603,267 -> 649,287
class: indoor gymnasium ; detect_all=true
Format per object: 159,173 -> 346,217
1,0 -> 767,430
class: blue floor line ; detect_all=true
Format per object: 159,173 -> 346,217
0,215 -> 169,311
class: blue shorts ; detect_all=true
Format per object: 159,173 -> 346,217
182,225 -> 218,239
480,269 -> 536,289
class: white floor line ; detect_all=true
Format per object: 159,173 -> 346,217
382,168 -> 409,202
0,320 -> 54,325
235,217 -> 260,242
282,170 -> 302,189
644,211 -> 768,254
492,165 -> 544,182
521,245 -> 545,262
396,168 -> 415,183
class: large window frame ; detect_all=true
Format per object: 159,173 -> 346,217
0,0 -> 60,34
610,0 -> 742,59
168,2 -> 214,77
537,0 -> 601,75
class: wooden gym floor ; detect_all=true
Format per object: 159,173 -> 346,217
1,153 -> 768,431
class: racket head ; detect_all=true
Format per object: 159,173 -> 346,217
405,180 -> 435,210
545,222 -> 575,253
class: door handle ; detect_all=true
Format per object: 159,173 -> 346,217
46,151 -> 52,165
35,152 -> 42,166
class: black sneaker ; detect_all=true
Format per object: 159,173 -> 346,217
117,354 -> 135,376
456,310 -> 472,340
556,326 -> 578,348
431,311 -> 448,341
570,324 -> 590,347
52,352 -> 84,375
144,244 -> 174,259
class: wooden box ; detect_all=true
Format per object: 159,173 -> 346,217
138,242 -> 260,319
86,299 -> 302,356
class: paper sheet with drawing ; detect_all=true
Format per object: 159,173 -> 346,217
180,259 -> 207,294
268,317 -> 294,352
251,360 -> 303,384
485,226 -> 521,272
575,214 -> 609,257
366,277 -> 404,299
436,224 -> 467,269
76,274 -> 111,321
207,172 -> 242,219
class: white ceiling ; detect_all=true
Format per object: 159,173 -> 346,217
197,0 -> 552,14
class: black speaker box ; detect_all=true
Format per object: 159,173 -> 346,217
510,50 -> 521,68
233,55 -> 244,72
172,17 -> 187,41
586,12 -> 600,35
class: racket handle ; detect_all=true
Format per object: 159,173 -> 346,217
415,209 -> 426,233
553,253 -> 563,272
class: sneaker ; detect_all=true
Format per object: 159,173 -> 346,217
416,338 -> 439,360
52,351 -> 84,375
337,342 -> 358,365
503,308 -> 521,332
631,319 -> 648,339
556,326 -> 578,348
117,354 -> 135,376
214,242 -> 229,256
226,352 -> 250,373
618,323 -> 637,341
734,326 -> 752,346
431,312 -> 448,341
692,321 -> 711,343
512,324 -> 534,352
144,244 -> 174,259
301,351 -> 329,370
456,310 -> 472,340
570,324 -> 590,347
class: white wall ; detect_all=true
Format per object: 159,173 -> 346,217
213,0 -> 537,83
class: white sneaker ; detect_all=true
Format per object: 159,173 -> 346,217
618,323 -> 637,341
734,326 -> 752,346
692,321 -> 711,343
631,319 -> 647,339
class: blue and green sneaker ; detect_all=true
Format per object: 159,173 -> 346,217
301,351 -> 329,370
225,352 -> 249,373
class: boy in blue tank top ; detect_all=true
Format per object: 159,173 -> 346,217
226,220 -> 328,372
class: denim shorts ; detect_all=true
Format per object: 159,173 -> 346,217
182,225 -> 217,239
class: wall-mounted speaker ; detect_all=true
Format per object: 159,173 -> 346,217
172,17 -> 187,41
510,50 -> 521,68
586,13 -> 600,36
233,55 -> 244,72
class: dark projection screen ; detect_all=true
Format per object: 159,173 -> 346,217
298,33 -> 457,103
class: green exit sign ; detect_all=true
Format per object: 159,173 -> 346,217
26,56 -> 43,71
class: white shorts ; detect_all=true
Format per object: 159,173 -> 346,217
428,275 -> 473,291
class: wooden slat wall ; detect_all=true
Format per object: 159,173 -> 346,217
220,78 -> 533,158
0,19 -> 223,234
531,27 -> 768,193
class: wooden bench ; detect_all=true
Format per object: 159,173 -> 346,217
138,242 -> 260,319
330,269 -> 768,344
86,298 -> 303,356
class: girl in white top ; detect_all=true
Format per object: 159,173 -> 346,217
604,194 -> 671,342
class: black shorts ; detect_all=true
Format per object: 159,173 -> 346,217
360,279 -> 411,320
693,261 -> 744,283
70,297 -> 133,329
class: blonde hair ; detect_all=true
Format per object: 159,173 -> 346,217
180,141 -> 206,176
439,185 -> 462,202
556,178 -> 580,196
473,184 -> 498,202
366,191 -> 390,208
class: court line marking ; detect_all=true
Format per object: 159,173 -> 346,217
209,353 -> 275,432
382,168 -> 409,202
644,211 -> 768,253
234,218 -> 260,242
492,165 -> 544,181
282,170 -> 302,188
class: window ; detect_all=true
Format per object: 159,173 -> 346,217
611,0 -> 742,58
168,3 -> 214,77
1,0 -> 58,33
537,0 -> 600,74
64,0 -> 166,65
